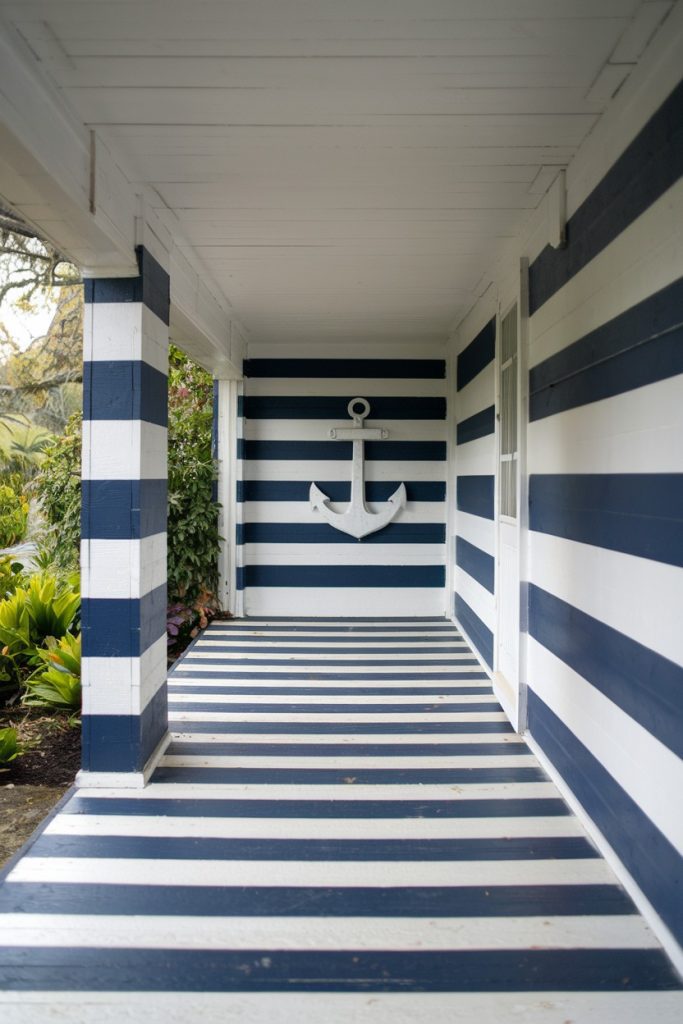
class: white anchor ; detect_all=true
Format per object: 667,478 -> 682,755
309,397 -> 407,539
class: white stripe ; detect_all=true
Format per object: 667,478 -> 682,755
242,501 -> 445,524
9,857 -> 613,888
454,567 -> 495,630
0,914 -> 655,952
456,362 -> 495,423
167,731 -> 520,745
170,681 -> 489,693
80,534 -> 166,600
219,620 -> 449,627
2,992 -> 681,1024
454,435 -> 496,475
245,379 -> 446,398
455,511 -> 495,557
243,589 -> 448,617
246,419 -> 445,441
201,634 -> 461,644
244,461 -> 446,482
528,637 -> 683,855
46,814 -> 578,841
168,710 -> 505,722
530,532 -> 683,667
82,420 -> 166,480
527,374 -> 683,476
171,664 -> 485,676
242,544 -> 445,565
529,178 -> 683,368
167,693 -> 498,705
84,302 -> 168,375
76,782 -> 559,802
159,753 -> 535,769
180,649 -> 472,660
82,636 -> 167,717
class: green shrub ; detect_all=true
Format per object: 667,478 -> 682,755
32,413 -> 81,569
24,632 -> 81,710
0,555 -> 25,599
0,726 -> 20,766
0,484 -> 29,548
167,346 -> 220,603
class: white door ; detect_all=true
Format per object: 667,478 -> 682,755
495,301 -> 521,725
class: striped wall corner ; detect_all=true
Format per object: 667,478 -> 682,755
81,245 -> 170,774
240,354 -> 447,617
454,318 -> 497,668
526,78 -> 683,946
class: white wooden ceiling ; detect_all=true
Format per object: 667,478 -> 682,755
0,0 -> 669,345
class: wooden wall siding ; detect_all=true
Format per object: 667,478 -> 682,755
80,246 -> 170,773
526,78 -> 683,948
454,318 -> 497,668
240,355 -> 447,616
1,618 -> 681,1016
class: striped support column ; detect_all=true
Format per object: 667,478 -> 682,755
80,245 -> 170,780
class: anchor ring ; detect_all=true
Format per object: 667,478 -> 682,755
348,396 -> 370,424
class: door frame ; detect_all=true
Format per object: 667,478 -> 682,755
492,257 -> 529,732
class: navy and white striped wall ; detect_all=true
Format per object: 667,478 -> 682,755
526,78 -> 683,947
453,318 -> 496,668
239,352 -> 447,616
81,245 -> 170,775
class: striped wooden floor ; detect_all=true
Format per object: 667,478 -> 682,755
0,618 -> 681,1022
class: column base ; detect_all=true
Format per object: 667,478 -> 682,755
75,729 -> 171,789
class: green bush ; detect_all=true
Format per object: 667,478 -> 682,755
32,413 -> 81,569
25,632 -> 81,710
35,346 -> 221,607
0,555 -> 25,599
0,484 -> 29,548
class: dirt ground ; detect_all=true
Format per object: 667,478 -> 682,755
0,713 -> 80,867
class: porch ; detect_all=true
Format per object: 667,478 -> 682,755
0,617 -> 680,1019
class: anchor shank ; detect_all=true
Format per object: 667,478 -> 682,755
350,438 -> 367,513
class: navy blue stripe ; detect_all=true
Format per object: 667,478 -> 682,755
241,440 -> 446,461
170,685 -> 488,695
529,473 -> 683,567
242,565 -> 445,588
81,479 -> 166,540
528,689 -> 683,947
64,795 -> 562,819
457,318 -> 496,390
151,767 -> 544,784
456,537 -> 495,594
529,79 -> 683,314
455,594 -> 493,669
166,721 -> 514,735
0,882 -> 627,920
83,245 -> 170,325
530,276 -> 683,421
80,683 -> 167,773
456,475 -> 494,520
167,741 -> 526,757
238,480 -> 445,501
239,522 -> 445,544
169,700 -> 496,712
6,946 -> 674,994
81,583 -> 166,658
244,359 -> 446,379
30,834 -> 595,862
528,583 -> 683,759
4,947 -> 674,993
457,405 -> 495,445
243,396 -> 446,420
83,361 -> 167,426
